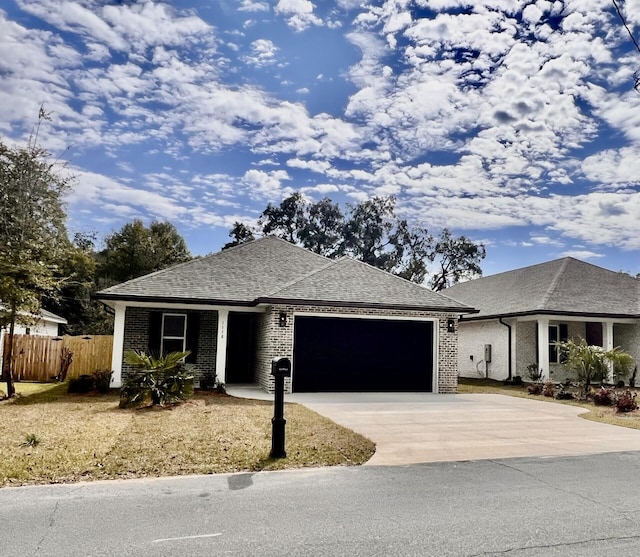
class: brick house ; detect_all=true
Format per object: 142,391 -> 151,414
96,236 -> 474,393
444,257 -> 640,383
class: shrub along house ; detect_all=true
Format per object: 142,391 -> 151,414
444,257 -> 640,383
96,236 -> 475,393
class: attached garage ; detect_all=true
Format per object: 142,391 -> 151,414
292,315 -> 434,392
99,236 -> 475,394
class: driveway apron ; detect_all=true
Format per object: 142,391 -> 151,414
227,389 -> 640,466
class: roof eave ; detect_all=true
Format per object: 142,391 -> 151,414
254,297 -> 478,313
93,293 -> 255,307
460,309 -> 640,321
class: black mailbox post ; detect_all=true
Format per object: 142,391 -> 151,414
270,357 -> 291,459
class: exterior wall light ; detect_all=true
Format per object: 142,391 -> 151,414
447,318 -> 456,333
279,312 -> 288,327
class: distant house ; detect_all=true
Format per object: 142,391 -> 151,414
444,258 -> 640,382
96,236 -> 474,393
0,307 -> 68,366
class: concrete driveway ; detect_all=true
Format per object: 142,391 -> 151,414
227,388 -> 640,466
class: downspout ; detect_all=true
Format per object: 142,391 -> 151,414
499,318 -> 512,381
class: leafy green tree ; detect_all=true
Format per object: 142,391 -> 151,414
298,198 -> 345,257
559,338 -> 634,398
258,192 -> 306,243
0,114 -> 72,397
43,232 -> 113,335
429,228 -> 486,291
232,193 -> 485,287
97,219 -> 191,284
222,221 -> 256,250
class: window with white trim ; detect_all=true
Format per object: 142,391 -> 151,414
162,314 -> 187,355
548,325 -> 560,363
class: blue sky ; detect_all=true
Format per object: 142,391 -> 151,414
2,0 -> 640,279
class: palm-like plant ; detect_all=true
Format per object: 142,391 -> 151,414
559,339 -> 633,398
119,350 -> 193,408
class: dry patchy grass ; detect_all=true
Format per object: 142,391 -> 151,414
459,378 -> 640,429
0,385 -> 375,487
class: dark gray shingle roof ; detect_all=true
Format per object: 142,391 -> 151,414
444,257 -> 640,318
97,236 -> 473,312
97,236 -> 329,304
260,257 -> 473,311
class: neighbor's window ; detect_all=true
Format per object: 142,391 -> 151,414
548,324 -> 569,363
548,325 -> 559,363
162,314 -> 187,354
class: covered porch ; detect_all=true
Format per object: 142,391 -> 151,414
513,315 -> 640,383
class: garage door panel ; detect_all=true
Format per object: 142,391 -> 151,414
292,316 -> 433,392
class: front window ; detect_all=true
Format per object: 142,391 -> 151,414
162,314 -> 186,355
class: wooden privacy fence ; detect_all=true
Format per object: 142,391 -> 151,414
2,334 -> 113,382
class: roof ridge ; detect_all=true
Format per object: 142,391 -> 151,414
264,257 -> 339,297
341,256 -> 437,292
97,236 -> 331,295
540,257 -> 570,310
96,237 -> 263,294
260,235 -> 334,263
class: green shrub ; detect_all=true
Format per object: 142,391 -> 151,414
527,383 -> 542,395
215,380 -> 227,394
67,374 -> 95,393
199,372 -> 216,390
93,369 -> 113,393
120,350 -> 193,408
542,381 -> 555,397
526,363 -> 543,382
22,433 -> 40,447
555,388 -> 574,400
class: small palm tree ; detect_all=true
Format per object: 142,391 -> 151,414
120,350 -> 193,408
559,339 -> 633,398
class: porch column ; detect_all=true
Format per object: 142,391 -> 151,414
602,320 -> 614,383
510,321 -> 517,380
537,317 -> 549,381
110,304 -> 126,388
216,309 -> 229,384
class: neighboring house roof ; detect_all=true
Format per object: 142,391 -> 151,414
0,305 -> 67,325
97,236 -> 474,312
39,309 -> 68,324
444,257 -> 640,320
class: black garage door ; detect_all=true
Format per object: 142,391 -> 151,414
292,316 -> 433,392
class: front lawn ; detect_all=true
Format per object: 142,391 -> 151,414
458,378 -> 640,429
0,383 -> 375,487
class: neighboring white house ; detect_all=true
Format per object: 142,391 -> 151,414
444,257 -> 640,383
0,308 -> 68,367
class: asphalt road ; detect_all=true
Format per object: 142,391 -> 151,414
2,452 -> 640,557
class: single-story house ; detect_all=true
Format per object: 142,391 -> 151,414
96,236 -> 475,393
443,257 -> 640,383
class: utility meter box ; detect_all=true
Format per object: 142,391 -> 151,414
484,344 -> 492,363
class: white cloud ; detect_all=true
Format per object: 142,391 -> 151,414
560,250 -> 605,260
241,169 -> 291,200
237,1 -> 270,13
243,39 -> 279,67
275,0 -> 323,31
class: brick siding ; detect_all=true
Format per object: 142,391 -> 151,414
122,307 -> 218,385
254,304 -> 460,394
